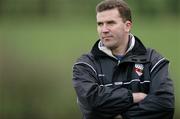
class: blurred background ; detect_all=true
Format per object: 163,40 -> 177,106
0,0 -> 179,119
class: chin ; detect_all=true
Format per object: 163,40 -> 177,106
103,40 -> 115,47
104,43 -> 115,49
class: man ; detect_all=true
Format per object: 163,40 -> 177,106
72,0 -> 174,119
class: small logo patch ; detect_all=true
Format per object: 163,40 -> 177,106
134,64 -> 144,76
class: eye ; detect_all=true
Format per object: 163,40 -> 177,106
97,22 -> 103,26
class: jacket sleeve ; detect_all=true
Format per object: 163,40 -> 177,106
72,55 -> 133,118
124,50 -> 174,119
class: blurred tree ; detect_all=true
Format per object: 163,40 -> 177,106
0,0 -> 2,15
38,0 -> 48,16
166,0 -> 179,16
0,0 -> 179,17
135,0 -> 158,17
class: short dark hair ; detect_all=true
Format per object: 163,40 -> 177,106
96,0 -> 132,22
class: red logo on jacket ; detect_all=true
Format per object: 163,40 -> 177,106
134,64 -> 144,76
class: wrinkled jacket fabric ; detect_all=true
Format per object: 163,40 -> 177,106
72,36 -> 174,119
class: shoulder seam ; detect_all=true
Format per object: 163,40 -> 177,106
150,58 -> 165,73
73,62 -> 97,75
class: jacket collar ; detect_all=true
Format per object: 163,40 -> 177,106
91,34 -> 147,62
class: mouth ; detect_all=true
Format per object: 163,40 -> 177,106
102,36 -> 113,39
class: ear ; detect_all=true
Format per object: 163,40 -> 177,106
124,21 -> 132,32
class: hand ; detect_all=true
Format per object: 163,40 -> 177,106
132,92 -> 147,103
114,114 -> 123,119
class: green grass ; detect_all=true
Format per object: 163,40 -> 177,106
0,16 -> 179,119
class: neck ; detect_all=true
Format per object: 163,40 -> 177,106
112,35 -> 129,56
112,46 -> 126,56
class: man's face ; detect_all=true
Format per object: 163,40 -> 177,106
96,8 -> 132,50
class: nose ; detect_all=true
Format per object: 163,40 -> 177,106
101,24 -> 110,33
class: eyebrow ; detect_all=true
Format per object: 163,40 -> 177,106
106,20 -> 116,24
97,20 -> 116,24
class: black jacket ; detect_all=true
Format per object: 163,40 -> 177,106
72,36 -> 174,119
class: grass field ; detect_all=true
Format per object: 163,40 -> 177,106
0,16 -> 179,119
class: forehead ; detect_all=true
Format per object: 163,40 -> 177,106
96,8 -> 121,21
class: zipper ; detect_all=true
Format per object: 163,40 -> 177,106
117,60 -> 121,65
